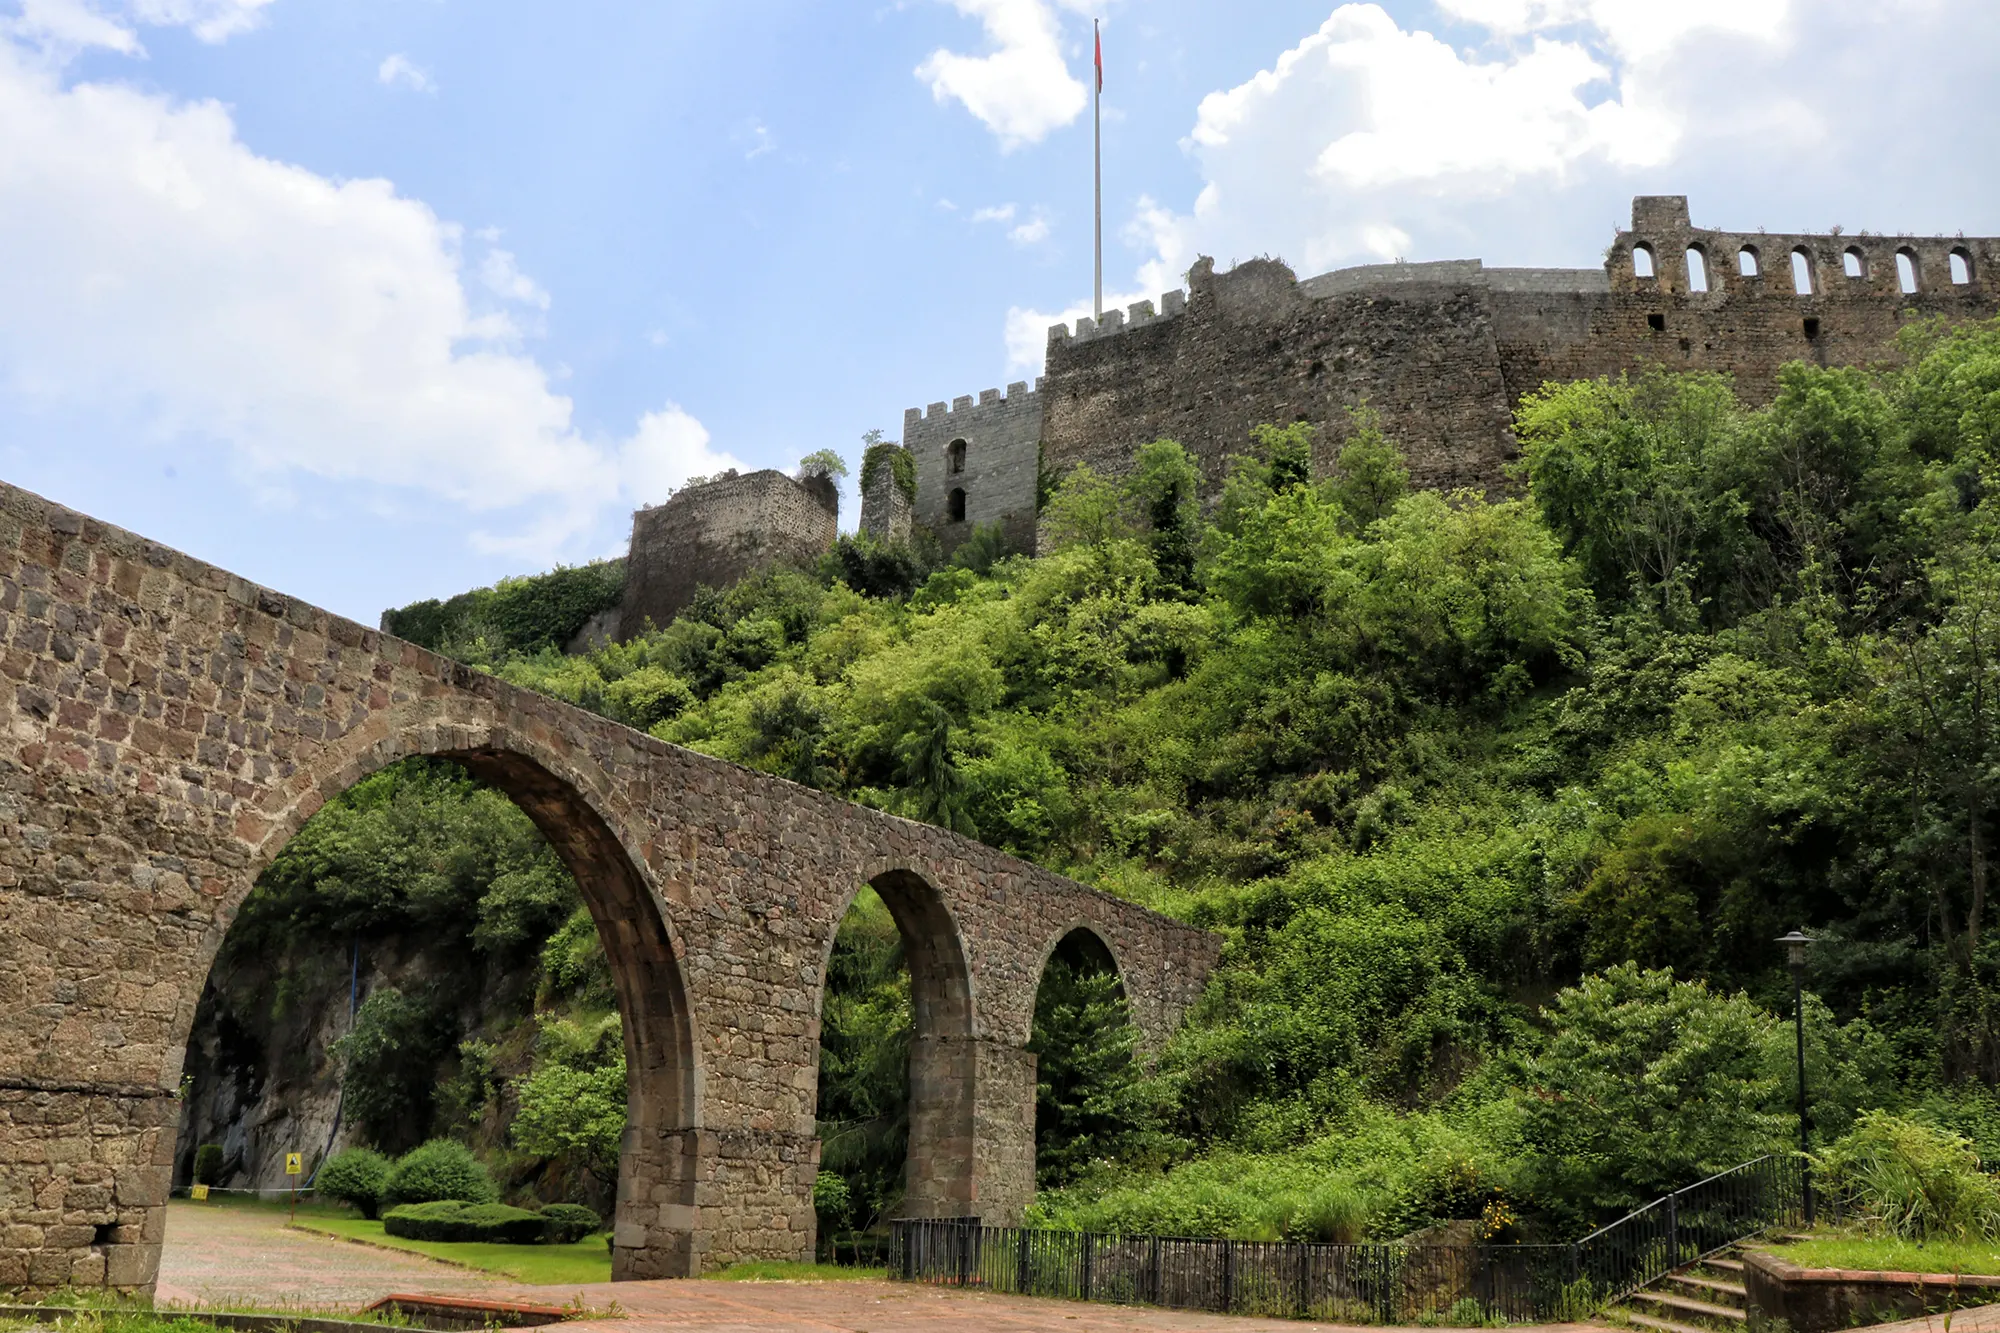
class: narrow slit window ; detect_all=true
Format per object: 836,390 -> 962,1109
1647,313 -> 1666,333
948,487 -> 966,523
1952,250 -> 1974,285
1843,247 -> 1866,279
1897,250 -> 1920,294
1803,317 -> 1821,341
1739,247 -> 1761,278
1685,248 -> 1709,293
1632,244 -> 1656,279
1791,248 -> 1815,295
947,438 -> 967,475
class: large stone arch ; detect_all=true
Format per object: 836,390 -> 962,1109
0,479 -> 1220,1294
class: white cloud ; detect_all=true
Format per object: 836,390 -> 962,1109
916,0 -> 1087,150
376,53 -> 434,94
6,0 -> 272,51
1003,1 -> 2000,374
1008,212 -> 1051,245
971,203 -> 1016,223
737,117 -> 774,160
0,36 -> 737,560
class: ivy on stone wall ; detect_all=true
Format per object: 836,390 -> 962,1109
382,560 -> 625,658
861,443 -> 917,507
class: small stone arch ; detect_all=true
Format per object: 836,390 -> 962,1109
1028,922 -> 1131,1008
947,438 -> 967,475
1952,248 -> 1975,286
1684,245 -> 1710,293
812,867 -> 978,1218
1844,246 -> 1867,280
1631,242 -> 1657,280
176,719 -> 702,1279
1738,245 -> 1761,278
1897,247 -> 1922,294
947,487 -> 967,523
1791,246 -> 1816,295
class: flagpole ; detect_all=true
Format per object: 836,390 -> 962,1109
1093,17 -> 1102,322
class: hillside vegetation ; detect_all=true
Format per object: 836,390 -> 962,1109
208,316 -> 2000,1245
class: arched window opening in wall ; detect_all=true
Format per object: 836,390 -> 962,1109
1739,246 -> 1761,278
1897,249 -> 1921,294
1791,248 -> 1816,295
1844,247 -> 1866,279
947,439 -> 967,475
813,873 -> 974,1254
169,752 -> 698,1281
1685,247 -> 1709,293
1952,249 -> 1974,285
1631,243 -> 1656,279
1028,929 -> 1150,1192
948,487 -> 966,523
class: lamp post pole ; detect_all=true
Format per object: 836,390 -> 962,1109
1778,929 -> 1815,1226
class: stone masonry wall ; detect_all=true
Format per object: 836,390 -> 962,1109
918,195 -> 2000,526
0,479 -> 1220,1294
858,445 -> 914,545
905,382 -> 1042,555
618,470 -> 837,637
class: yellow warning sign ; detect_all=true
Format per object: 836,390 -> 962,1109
285,1153 -> 303,1176
190,1185 -> 209,1201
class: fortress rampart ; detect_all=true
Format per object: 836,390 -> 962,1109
620,468 -> 836,635
903,380 -> 1042,555
897,196 -> 2000,555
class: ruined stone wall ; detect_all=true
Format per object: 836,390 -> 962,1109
618,470 -> 836,637
905,382 -> 1042,555
0,478 -> 1219,1294
1037,261 -> 1519,504
927,195 -> 2000,525
858,444 -> 914,545
1492,195 -> 2000,405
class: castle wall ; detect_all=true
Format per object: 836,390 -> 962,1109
905,381 -> 1042,555
619,470 -> 836,636
1037,261 -> 1519,502
1492,195 -> 2000,405
858,445 -> 914,545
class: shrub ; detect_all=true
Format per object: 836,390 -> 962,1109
539,1203 -> 602,1244
1816,1111 -> 2000,1240
384,1139 -> 497,1206
383,1200 -> 546,1245
193,1144 -> 224,1187
316,1147 -> 391,1219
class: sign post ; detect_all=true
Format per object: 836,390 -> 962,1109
285,1152 -> 303,1223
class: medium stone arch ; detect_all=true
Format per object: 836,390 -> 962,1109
1029,921 -> 1131,1005
813,866 -> 978,1220
167,717 -> 704,1280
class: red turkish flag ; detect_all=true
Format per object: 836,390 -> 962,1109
1095,24 -> 1102,92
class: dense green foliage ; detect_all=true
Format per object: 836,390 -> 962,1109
316,1147 -> 391,1219
1815,1112 -> 2000,1240
537,1202 -> 603,1243
383,1199 -> 547,1244
201,318 -> 2000,1250
381,559 -> 624,658
383,1138 -> 497,1206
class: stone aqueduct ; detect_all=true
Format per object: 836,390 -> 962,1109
0,482 -> 1221,1294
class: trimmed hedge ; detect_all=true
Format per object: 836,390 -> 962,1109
539,1203 -> 601,1243
383,1200 -> 548,1245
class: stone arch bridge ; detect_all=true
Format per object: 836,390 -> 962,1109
0,482 -> 1220,1294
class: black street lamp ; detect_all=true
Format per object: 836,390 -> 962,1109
1777,928 -> 1815,1225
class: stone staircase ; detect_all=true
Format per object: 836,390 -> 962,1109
1611,1250 -> 1750,1333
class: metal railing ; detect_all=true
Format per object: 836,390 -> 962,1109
888,1154 -> 1804,1324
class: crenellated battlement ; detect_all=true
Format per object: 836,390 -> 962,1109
907,378 -> 1044,430
1046,291 -> 1188,348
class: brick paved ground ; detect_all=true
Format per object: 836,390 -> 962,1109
151,1202 -> 1618,1333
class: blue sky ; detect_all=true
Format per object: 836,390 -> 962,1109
2,0 -> 1997,625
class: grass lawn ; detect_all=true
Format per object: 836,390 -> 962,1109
1767,1233 -> 2000,1276
289,1214 -> 613,1286
709,1260 -> 886,1282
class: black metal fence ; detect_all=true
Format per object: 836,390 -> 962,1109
887,1155 -> 1804,1324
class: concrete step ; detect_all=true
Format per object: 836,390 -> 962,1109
1704,1257 -> 1746,1274
1631,1291 -> 1749,1323
1667,1273 -> 1748,1305
1621,1310 -> 1716,1333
